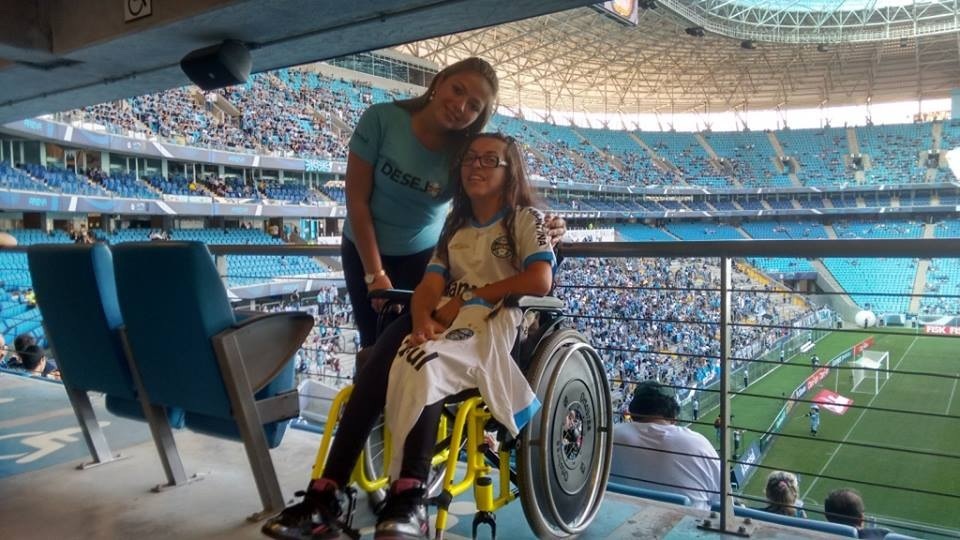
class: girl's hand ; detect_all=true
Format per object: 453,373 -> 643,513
544,214 -> 567,247
410,317 -> 446,345
367,272 -> 394,312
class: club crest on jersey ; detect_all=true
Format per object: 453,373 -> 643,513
445,328 -> 475,341
426,182 -> 442,198
490,235 -> 513,259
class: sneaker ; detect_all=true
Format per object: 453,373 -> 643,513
373,482 -> 429,540
261,480 -> 349,540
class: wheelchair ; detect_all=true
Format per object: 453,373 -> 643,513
309,290 -> 612,539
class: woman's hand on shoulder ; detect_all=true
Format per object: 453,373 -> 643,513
544,213 -> 566,247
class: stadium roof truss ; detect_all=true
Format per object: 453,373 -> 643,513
397,2 -> 960,116
663,0 -> 960,44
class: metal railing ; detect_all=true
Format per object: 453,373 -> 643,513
8,238 -> 960,537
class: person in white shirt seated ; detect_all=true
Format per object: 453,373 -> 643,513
611,380 -> 721,510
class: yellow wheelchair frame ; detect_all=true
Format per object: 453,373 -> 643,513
310,385 -> 516,538
307,291 -> 613,539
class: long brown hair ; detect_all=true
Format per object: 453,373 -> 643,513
436,133 -> 539,271
395,57 -> 499,155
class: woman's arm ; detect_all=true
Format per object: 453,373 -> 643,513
473,261 -> 553,304
434,261 -> 553,327
344,152 -> 391,291
409,272 -> 447,344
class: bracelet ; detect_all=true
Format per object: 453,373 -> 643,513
364,269 -> 386,285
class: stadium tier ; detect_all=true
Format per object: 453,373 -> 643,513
0,229 -> 328,347
856,123 -> 931,185
93,229 -> 328,287
740,220 -> 829,240
615,223 -> 677,241
0,229 -> 74,346
776,127 -> 849,186
702,130 -> 792,188
53,68 -> 952,191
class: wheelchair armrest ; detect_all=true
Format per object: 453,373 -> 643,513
368,288 -> 414,303
503,294 -> 565,311
214,311 -> 314,392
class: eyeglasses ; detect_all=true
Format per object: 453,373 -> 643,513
461,153 -> 508,169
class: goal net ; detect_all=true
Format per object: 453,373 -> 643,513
851,350 -> 890,394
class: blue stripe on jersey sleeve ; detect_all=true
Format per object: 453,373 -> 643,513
513,396 -> 542,431
425,263 -> 449,278
523,251 -> 556,269
464,297 -> 495,309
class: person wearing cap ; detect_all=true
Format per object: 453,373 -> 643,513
610,380 -> 721,510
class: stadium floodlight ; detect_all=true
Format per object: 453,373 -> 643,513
851,350 -> 890,395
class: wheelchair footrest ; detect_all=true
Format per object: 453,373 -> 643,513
472,511 -> 496,540
340,486 -> 361,540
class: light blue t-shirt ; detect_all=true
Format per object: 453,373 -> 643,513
343,102 -> 453,256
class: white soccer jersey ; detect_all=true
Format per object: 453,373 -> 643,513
384,206 -> 555,480
425,206 -> 555,300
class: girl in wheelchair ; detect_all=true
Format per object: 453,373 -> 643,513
263,133 -> 555,540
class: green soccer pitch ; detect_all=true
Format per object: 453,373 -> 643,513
691,329 -> 960,536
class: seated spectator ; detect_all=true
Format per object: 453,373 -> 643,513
761,471 -> 806,517
6,333 -> 37,370
25,288 -> 36,308
611,380 -> 720,510
824,488 -> 891,539
19,344 -> 60,380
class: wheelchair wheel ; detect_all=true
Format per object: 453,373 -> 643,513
362,406 -> 463,509
517,328 -> 612,538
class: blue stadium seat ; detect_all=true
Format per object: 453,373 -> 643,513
607,482 -> 692,506
27,243 -> 190,483
710,504 -> 859,538
111,241 -> 313,519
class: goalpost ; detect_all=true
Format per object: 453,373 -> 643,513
850,350 -> 890,394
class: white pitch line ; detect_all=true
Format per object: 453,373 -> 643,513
800,335 -> 918,501
945,373 -> 959,415
845,438 -> 946,457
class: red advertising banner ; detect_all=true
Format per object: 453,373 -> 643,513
805,366 -> 830,392
852,336 -> 875,356
811,389 -> 854,415
924,325 -> 960,336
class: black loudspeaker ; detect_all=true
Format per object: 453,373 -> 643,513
180,40 -> 251,90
